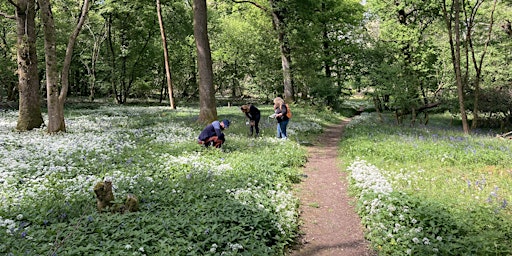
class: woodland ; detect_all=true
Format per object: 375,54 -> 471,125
0,0 -> 511,131
1,0 -> 512,255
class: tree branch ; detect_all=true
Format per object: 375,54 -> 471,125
231,0 -> 268,12
7,0 -> 19,8
0,11 -> 16,20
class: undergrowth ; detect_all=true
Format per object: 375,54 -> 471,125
341,112 -> 512,255
0,104 -> 339,255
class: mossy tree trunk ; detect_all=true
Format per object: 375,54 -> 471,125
12,0 -> 44,131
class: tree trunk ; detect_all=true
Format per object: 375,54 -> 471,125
38,0 -> 65,132
39,0 -> 91,133
193,0 -> 217,123
321,3 -> 331,78
83,21 -> 107,102
14,0 -> 44,131
156,0 -> 176,109
269,0 -> 294,102
467,0 -> 497,129
107,15 -> 120,104
442,0 -> 469,134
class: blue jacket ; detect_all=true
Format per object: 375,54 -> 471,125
198,121 -> 224,141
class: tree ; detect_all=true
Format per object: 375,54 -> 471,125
3,0 -> 44,131
462,0 -> 498,129
208,2 -> 280,99
289,0 -> 365,107
442,0 -> 470,134
38,0 -> 91,133
80,11 -> 108,102
0,7 -> 18,102
364,0 -> 442,124
101,0 -> 161,104
156,0 -> 176,109
230,0 -> 295,102
269,0 -> 294,102
193,0 -> 217,123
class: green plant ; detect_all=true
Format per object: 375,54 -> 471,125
0,104 -> 336,255
342,113 -> 512,255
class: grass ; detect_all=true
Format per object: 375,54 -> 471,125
341,112 -> 512,255
0,103 -> 340,255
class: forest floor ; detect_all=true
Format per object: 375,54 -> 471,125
289,119 -> 377,256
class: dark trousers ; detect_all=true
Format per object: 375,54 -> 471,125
250,115 -> 261,136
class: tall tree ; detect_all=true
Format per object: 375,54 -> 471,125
81,15 -> 108,102
193,0 -> 217,123
156,0 -> 175,109
101,0 -> 160,104
463,0 -> 497,129
442,0 -> 470,134
38,0 -> 91,133
269,0 -> 294,102
231,0 -> 295,102
364,0 -> 441,124
3,0 -> 44,131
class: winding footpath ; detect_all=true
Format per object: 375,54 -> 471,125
290,119 -> 376,256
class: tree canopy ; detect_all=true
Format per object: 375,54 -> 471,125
0,0 -> 510,131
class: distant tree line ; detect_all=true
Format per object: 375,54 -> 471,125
0,0 -> 510,133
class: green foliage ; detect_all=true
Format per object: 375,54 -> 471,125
210,2 -> 280,98
342,112 -> 512,255
0,104 -> 339,255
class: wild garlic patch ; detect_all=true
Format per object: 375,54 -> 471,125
0,105 -> 326,255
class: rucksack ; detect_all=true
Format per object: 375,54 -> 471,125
282,104 -> 292,119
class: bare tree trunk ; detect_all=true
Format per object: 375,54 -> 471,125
442,0 -> 469,134
465,0 -> 497,129
11,0 -> 44,131
156,0 -> 176,109
106,15 -> 119,104
82,22 -> 107,102
321,3 -> 331,78
454,0 -> 469,134
193,0 -> 217,123
39,0 -> 91,133
268,0 -> 294,102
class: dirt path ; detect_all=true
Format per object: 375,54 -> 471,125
290,119 -> 376,256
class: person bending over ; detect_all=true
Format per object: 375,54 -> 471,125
197,119 -> 230,148
240,104 -> 261,137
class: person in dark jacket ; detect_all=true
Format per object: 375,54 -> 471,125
197,119 -> 230,148
272,97 -> 289,139
240,104 -> 261,137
